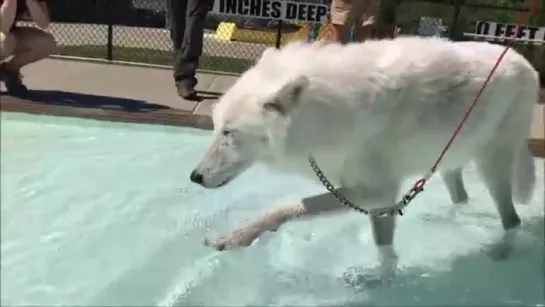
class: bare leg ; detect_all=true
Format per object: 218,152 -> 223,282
204,188 -> 354,251
328,0 -> 359,44
441,168 -> 469,204
1,32 -> 18,92
0,31 -> 16,60
5,27 -> 56,71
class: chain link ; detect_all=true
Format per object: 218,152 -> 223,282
308,155 -> 417,217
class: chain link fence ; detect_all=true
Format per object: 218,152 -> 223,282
45,0 -> 543,77
46,0 -> 331,74
396,0 -> 544,83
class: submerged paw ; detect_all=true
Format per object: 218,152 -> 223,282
488,242 -> 514,261
341,266 -> 395,290
203,229 -> 259,251
203,236 -> 228,251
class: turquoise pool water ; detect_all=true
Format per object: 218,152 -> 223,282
1,112 -> 544,306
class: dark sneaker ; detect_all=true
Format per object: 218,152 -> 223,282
177,85 -> 199,101
0,64 -> 28,96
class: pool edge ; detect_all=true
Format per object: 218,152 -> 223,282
0,95 -> 213,130
1,94 -> 543,158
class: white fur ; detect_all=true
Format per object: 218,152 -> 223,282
191,37 -> 539,280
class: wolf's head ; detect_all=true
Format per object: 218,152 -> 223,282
189,64 -> 309,188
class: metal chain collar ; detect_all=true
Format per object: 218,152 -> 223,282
308,155 -> 422,217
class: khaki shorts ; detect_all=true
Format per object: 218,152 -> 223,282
330,0 -> 380,27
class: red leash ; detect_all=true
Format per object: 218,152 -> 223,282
397,0 -> 540,213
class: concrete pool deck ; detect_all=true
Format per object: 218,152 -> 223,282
1,58 -> 544,158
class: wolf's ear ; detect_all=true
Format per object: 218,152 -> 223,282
263,76 -> 309,115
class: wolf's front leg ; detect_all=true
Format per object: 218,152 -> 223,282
204,189 -> 353,251
203,209 -> 284,251
370,215 -> 398,279
343,215 -> 398,289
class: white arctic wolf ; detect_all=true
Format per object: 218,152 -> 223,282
190,36 -> 538,279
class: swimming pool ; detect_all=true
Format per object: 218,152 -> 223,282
1,112 -> 544,306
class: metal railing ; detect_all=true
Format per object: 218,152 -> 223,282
45,0 -> 544,76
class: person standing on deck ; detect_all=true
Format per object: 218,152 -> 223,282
167,0 -> 213,101
322,0 -> 394,43
0,0 -> 56,95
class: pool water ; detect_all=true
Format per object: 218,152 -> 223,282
1,112 -> 544,306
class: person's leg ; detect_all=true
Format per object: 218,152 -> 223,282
0,31 -> 16,60
0,30 -> 16,92
353,0 -> 379,41
353,19 -> 374,41
316,16 -> 336,42
329,0 -> 358,43
5,27 -> 56,70
378,0 -> 397,38
173,0 -> 212,100
1,27 -> 56,94
167,0 -> 188,96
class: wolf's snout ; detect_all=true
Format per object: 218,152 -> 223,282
190,170 -> 204,185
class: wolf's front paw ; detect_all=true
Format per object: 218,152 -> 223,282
203,226 -> 262,251
488,228 -> 518,261
342,266 -> 395,290
204,209 -> 288,251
